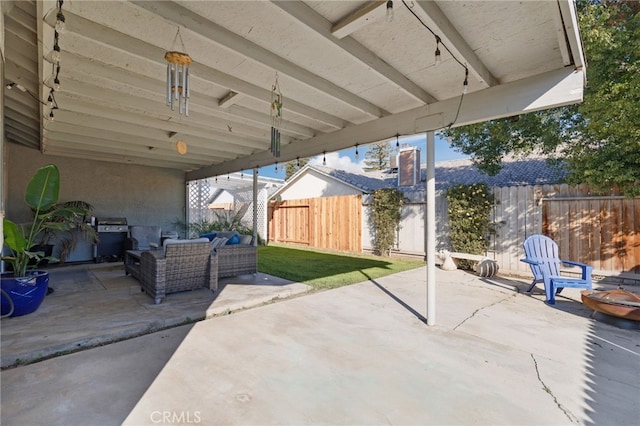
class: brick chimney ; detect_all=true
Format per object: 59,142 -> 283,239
397,147 -> 420,187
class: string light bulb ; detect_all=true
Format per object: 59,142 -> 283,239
355,144 -> 359,159
47,110 -> 55,121
434,36 -> 441,67
275,162 -> 278,173
386,0 -> 394,23
322,151 -> 326,166
55,0 -> 65,33
51,32 -> 61,63
52,65 -> 61,91
462,68 -> 469,94
396,134 -> 400,149
296,156 -> 300,168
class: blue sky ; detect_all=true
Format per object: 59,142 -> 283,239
256,133 -> 469,179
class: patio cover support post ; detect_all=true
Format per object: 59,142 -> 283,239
252,167 -> 258,247
426,131 -> 436,326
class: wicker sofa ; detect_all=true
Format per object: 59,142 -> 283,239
215,244 -> 257,278
139,238 -> 216,304
201,231 -> 258,278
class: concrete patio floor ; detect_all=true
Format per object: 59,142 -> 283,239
1,266 -> 639,425
0,262 -> 311,368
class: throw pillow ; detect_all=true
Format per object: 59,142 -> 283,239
227,234 -> 240,245
239,234 -> 253,245
200,232 -> 217,241
211,237 -> 228,249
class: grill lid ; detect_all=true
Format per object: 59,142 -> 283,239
96,217 -> 127,226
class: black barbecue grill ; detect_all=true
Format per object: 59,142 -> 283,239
94,217 -> 128,262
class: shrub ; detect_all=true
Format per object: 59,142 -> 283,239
370,188 -> 405,256
446,183 -> 495,269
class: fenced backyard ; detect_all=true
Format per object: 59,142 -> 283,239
268,195 -> 362,253
267,185 -> 640,277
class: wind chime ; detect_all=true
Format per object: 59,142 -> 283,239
270,74 -> 283,157
165,28 -> 192,116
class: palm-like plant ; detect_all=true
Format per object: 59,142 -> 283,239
2,165 -> 97,277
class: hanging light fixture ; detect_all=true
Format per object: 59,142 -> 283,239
165,27 -> 192,116
175,140 -> 188,155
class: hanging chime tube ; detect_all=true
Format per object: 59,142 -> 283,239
166,63 -> 171,105
181,65 -> 187,114
185,66 -> 190,116
179,68 -> 184,115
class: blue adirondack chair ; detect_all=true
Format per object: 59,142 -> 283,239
521,235 -> 593,305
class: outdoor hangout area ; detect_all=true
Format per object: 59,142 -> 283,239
2,1 -> 640,425
1,260 -> 639,425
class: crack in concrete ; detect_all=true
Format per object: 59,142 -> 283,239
452,294 -> 513,331
530,353 -> 580,423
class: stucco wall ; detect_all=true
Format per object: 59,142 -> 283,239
6,143 -> 186,231
278,169 -> 361,201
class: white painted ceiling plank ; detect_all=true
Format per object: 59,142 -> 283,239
53,95 -> 270,151
549,1 -> 572,66
47,9 -> 347,130
41,145 -> 200,170
272,0 -> 437,105
43,132 -> 231,163
131,1 -> 386,119
558,0 -> 586,71
331,1 -> 386,39
412,1 -> 498,88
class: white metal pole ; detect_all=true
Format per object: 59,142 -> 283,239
253,168 -> 258,247
426,131 -> 436,326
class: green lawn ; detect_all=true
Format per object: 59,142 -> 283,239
257,244 -> 424,290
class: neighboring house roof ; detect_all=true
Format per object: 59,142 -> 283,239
431,157 -> 566,190
311,165 -> 394,192
272,156 -> 567,198
366,156 -> 567,191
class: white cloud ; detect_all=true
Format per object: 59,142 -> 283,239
309,152 -> 365,173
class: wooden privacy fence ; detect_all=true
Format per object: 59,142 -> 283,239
490,184 -> 640,275
268,195 -> 362,253
268,185 -> 638,276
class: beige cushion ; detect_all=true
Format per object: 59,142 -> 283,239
163,237 -> 210,248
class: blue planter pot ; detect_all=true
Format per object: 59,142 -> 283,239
1,271 -> 49,317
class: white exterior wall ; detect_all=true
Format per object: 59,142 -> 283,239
277,170 -> 362,201
362,191 -> 450,257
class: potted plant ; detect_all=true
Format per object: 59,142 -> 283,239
1,164 -> 94,317
38,200 -> 97,263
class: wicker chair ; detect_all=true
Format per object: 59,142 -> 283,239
215,244 -> 258,278
139,239 -> 217,304
125,225 -> 162,250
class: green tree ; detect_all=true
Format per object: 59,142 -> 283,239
285,158 -> 309,180
363,141 -> 392,171
444,1 -> 640,196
